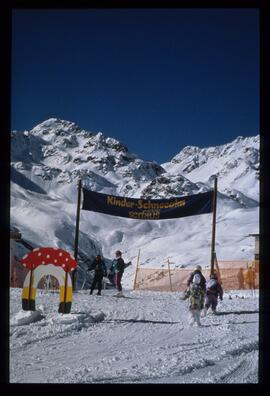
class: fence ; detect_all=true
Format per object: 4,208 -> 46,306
133,260 -> 259,292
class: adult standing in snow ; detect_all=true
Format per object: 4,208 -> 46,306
202,273 -> 223,315
109,250 -> 125,297
88,255 -> 107,295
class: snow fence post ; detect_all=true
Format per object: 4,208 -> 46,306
133,249 -> 140,290
167,258 -> 173,292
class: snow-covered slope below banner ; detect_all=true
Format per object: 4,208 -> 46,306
11,119 -> 259,289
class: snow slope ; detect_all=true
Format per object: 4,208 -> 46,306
10,288 -> 259,383
162,135 -> 259,202
10,119 -> 259,288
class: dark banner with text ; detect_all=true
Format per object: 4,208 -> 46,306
82,188 -> 213,220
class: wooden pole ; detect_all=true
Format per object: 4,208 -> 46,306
214,253 -> 222,285
167,259 -> 173,292
133,249 -> 141,290
72,179 -> 82,291
210,176 -> 218,276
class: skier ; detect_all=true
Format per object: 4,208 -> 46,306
202,273 -> 223,316
187,265 -> 206,291
88,254 -> 107,295
182,265 -> 206,300
109,250 -> 125,297
187,272 -> 205,326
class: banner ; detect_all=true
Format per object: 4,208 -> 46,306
82,188 -> 213,220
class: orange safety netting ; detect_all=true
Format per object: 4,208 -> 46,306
134,260 -> 259,292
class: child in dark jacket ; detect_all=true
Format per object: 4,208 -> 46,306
88,255 -> 107,295
203,273 -> 223,315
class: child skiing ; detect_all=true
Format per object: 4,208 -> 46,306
203,273 -> 223,315
182,265 -> 206,300
187,269 -> 205,326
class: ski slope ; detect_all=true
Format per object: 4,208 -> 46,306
10,287 -> 259,383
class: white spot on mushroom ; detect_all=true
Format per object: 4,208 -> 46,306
62,264 -> 66,268
38,252 -> 42,256
46,255 -> 50,259
33,248 -> 40,252
70,255 -> 75,261
65,258 -> 69,262
22,263 -> 26,267
54,259 -> 57,263
22,254 -> 28,259
42,261 -> 45,265
59,252 -> 63,257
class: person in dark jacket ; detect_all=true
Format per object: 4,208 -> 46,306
203,273 -> 223,315
187,265 -> 206,291
182,265 -> 206,300
88,255 -> 107,295
109,250 -> 125,297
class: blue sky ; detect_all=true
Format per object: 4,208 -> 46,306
12,8 -> 259,163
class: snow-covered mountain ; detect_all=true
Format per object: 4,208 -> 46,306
162,135 -> 259,202
10,118 -> 259,288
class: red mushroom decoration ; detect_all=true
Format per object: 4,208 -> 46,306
20,247 -> 77,314
21,247 -> 77,272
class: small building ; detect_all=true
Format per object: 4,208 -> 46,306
10,227 -> 26,287
10,228 -> 59,290
248,234 -> 259,260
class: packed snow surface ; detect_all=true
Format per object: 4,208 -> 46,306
10,287 -> 258,383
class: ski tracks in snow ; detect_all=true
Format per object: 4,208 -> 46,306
10,288 -> 259,383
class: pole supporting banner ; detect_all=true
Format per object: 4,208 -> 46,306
210,176 -> 218,275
